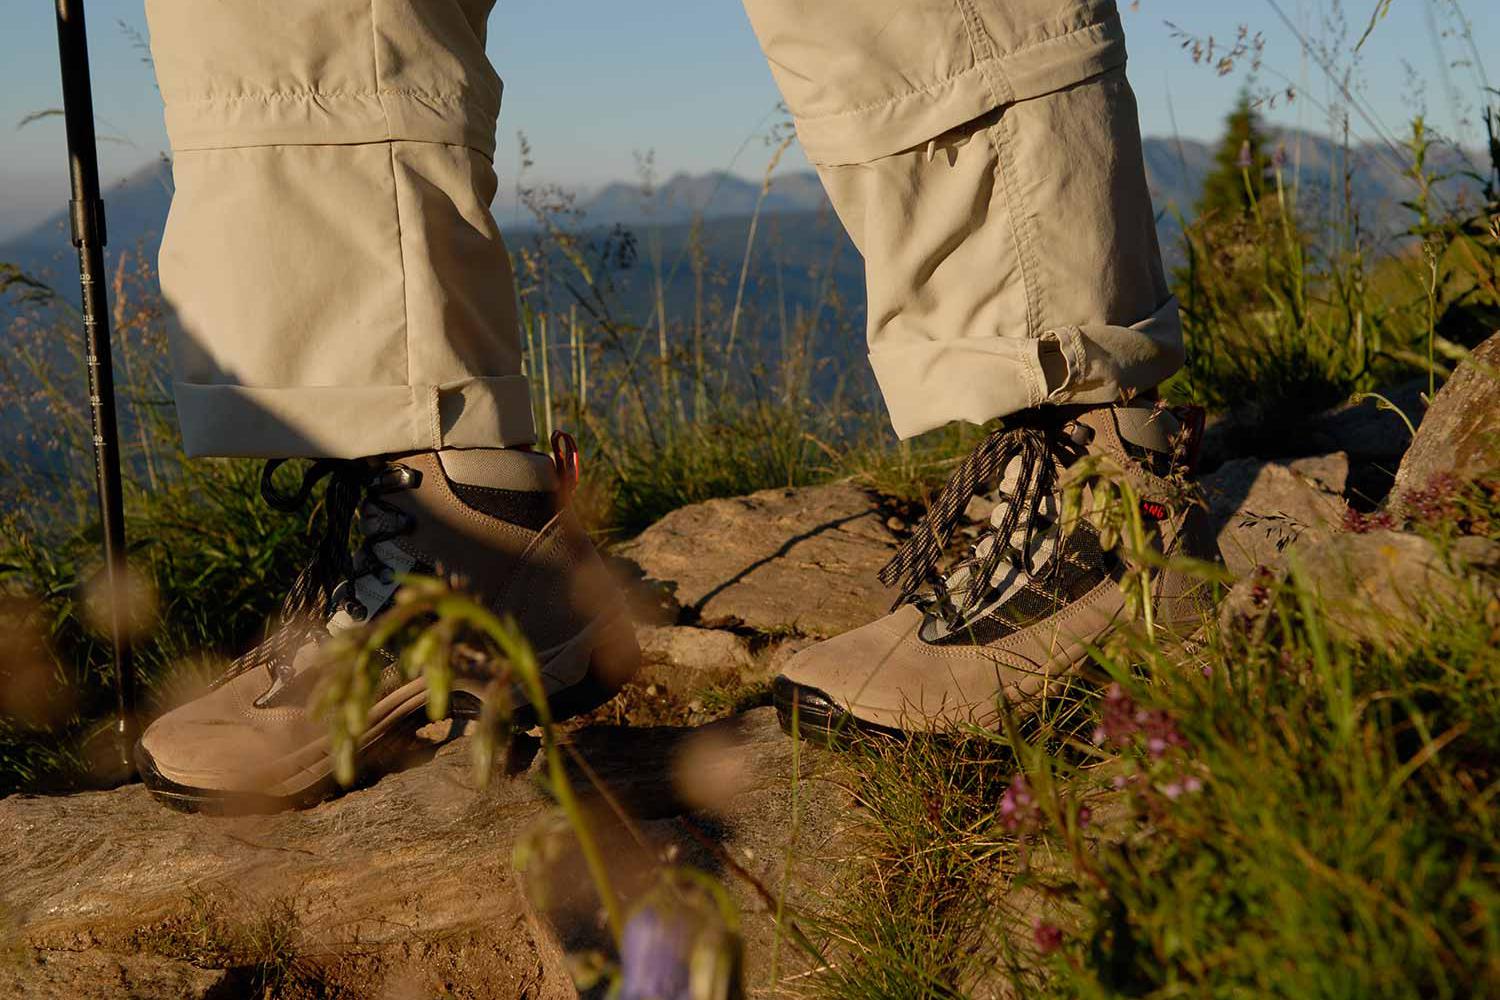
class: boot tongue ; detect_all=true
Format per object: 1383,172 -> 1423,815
1083,402 -> 1179,458
438,447 -> 558,492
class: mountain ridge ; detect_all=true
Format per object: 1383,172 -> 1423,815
2,130 -> 1487,303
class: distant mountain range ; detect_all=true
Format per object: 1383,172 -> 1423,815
3,130 -> 1489,316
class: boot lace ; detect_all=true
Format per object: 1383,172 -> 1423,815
879,412 -> 1084,628
214,458 -> 421,706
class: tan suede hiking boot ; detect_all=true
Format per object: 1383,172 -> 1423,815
773,402 -> 1219,742
135,436 -> 638,812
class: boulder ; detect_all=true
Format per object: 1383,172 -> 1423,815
1221,529 -> 1497,646
617,484 -> 897,638
1392,332 -> 1500,507
1201,453 -> 1350,577
0,710 -> 842,1000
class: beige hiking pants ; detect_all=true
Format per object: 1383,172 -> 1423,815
146,0 -> 1179,458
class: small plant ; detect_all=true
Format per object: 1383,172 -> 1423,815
137,888 -> 302,996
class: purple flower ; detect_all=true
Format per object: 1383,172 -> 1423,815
999,775 -> 1041,833
620,904 -> 693,1000
1160,771 -> 1206,801
1272,143 -> 1287,168
1033,919 -> 1065,955
1095,684 -> 1136,746
618,880 -> 743,1000
1144,714 -> 1187,760
1342,507 -> 1395,534
1095,683 -> 1188,760
1235,139 -> 1253,170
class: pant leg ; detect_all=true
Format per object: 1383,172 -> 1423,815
742,0 -> 1182,439
145,0 -> 534,459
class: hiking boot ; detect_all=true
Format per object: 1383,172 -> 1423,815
135,435 -> 639,812
773,402 -> 1219,743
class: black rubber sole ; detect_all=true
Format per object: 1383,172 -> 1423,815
134,711 -> 431,816
771,675 -> 909,748
138,653 -> 632,816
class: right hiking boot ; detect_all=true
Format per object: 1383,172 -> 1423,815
135,436 -> 639,813
773,401 -> 1220,744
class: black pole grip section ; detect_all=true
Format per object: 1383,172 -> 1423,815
54,0 -> 137,775
69,197 -> 107,249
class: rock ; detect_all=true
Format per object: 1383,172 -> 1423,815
1392,333 -> 1500,508
0,710 -> 842,1000
1201,453 -> 1350,577
0,950 -> 228,999
1289,531 -> 1451,645
1221,529 -> 1494,645
636,625 -> 755,676
617,484 -> 897,638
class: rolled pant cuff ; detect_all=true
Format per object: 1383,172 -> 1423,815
871,296 -> 1184,440
173,376 -> 537,459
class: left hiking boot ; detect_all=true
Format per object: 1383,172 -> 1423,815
773,401 -> 1219,743
135,435 -> 639,813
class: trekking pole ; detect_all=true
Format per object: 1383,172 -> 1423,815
53,0 -> 137,774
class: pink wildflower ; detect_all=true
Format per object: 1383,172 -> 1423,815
999,775 -> 1041,833
1033,919 -> 1065,955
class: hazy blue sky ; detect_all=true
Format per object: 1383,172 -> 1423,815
1,1 -> 1494,239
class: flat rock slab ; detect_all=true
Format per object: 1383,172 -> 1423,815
636,625 -> 756,676
1393,332 -> 1500,506
0,710 -> 845,999
618,484 -> 898,638
0,950 -> 228,1000
1201,453 -> 1350,577
0,726 -> 551,998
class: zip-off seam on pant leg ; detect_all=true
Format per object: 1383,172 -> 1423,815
428,385 -> 443,451
990,111 -> 1051,405
954,0 -> 1050,407
367,0 -> 419,442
